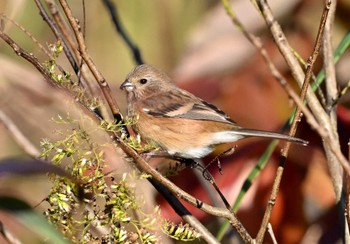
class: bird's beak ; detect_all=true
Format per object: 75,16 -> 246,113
120,80 -> 134,92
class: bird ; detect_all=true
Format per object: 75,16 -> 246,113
120,64 -> 308,159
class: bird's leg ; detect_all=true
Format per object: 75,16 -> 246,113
204,146 -> 237,175
190,160 -> 232,210
140,151 -> 232,209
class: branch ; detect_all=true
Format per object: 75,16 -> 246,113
34,0 -> 79,74
58,0 -> 123,123
255,0 -> 346,242
45,0 -> 79,60
0,220 -> 22,244
102,0 -> 144,65
0,111 -> 40,158
322,0 -> 344,198
220,1 -> 308,242
0,30 -> 54,84
113,135 -> 254,243
42,0 -> 106,119
148,178 -> 220,244
256,0 -> 348,179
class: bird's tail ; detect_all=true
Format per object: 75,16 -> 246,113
233,128 -> 308,145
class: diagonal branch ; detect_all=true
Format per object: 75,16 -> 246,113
0,110 -> 41,157
113,135 -> 254,243
34,0 -> 79,74
102,0 -> 144,65
58,0 -> 123,123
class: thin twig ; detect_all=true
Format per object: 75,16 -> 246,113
148,178 -> 219,244
255,0 -> 334,139
114,136 -> 254,243
193,162 -> 231,210
35,0 -> 90,100
58,0 -> 124,124
256,0 -> 350,197
0,14 -> 51,58
0,221 -> 21,244
267,223 -> 277,244
0,111 -> 41,157
0,31 -> 54,83
256,0 -> 338,242
45,0 -> 79,60
222,0 -> 304,153
322,0 -> 344,203
255,0 -> 305,84
43,0 -> 99,104
220,1 -> 307,242
34,0 -> 79,74
273,75 -> 350,179
182,215 -> 220,244
322,0 -> 349,240
192,160 -> 223,209
82,0 -> 86,39
102,0 -> 144,65
346,141 -> 350,235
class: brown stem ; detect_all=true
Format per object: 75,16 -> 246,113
0,111 -> 41,157
346,141 -> 350,235
114,136 -> 254,243
256,0 -> 337,242
58,0 -> 123,123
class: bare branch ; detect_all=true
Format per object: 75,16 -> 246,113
0,14 -> 51,58
0,31 -> 54,84
0,111 -> 40,157
102,0 -> 144,65
114,135 -> 254,243
45,0 -> 79,59
0,220 -> 21,244
34,0 -> 79,74
267,223 -> 277,244
322,0 -> 344,203
255,0 -> 348,242
58,0 -> 123,123
256,0 -> 348,175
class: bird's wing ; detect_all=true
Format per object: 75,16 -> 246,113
142,89 -> 236,125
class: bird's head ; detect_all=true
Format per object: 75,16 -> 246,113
120,64 -> 173,99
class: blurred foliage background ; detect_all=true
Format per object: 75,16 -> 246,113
1,0 -> 350,243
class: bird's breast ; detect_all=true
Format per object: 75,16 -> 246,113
131,109 -> 236,158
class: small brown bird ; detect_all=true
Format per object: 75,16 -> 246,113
120,64 -> 307,159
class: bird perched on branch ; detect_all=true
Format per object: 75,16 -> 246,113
120,64 -> 307,159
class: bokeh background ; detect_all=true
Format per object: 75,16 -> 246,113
1,0 -> 350,243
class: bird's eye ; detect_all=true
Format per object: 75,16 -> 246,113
139,78 -> 148,84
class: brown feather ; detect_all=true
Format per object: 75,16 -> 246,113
120,64 -> 308,158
